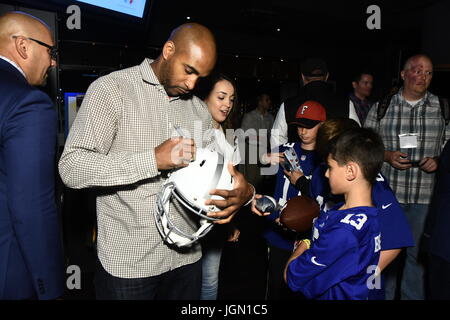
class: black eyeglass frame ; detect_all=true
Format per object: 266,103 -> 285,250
12,35 -> 58,60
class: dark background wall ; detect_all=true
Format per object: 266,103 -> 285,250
2,0 -> 449,114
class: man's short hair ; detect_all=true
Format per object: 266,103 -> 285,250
402,54 -> 433,71
352,70 -> 373,83
329,127 -> 384,184
256,92 -> 270,104
301,58 -> 328,78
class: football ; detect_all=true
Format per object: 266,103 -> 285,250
279,195 -> 320,232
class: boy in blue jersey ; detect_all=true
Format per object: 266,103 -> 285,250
284,127 -> 385,300
254,100 -> 325,299
310,119 -> 414,299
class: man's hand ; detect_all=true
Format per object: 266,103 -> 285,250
205,163 -> 253,224
250,194 -> 271,216
284,169 -> 303,185
155,137 -> 196,170
418,157 -> 438,173
385,151 -> 438,173
261,152 -> 284,165
385,150 -> 412,170
227,227 -> 240,242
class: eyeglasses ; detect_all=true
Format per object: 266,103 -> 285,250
408,68 -> 433,78
12,35 -> 58,61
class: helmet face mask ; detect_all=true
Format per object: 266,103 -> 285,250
155,148 -> 234,247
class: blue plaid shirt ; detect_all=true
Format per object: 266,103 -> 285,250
365,88 -> 450,204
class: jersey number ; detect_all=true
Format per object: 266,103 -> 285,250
340,214 -> 367,230
283,142 -> 295,148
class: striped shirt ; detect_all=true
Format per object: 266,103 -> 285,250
59,59 -> 214,278
365,88 -> 450,204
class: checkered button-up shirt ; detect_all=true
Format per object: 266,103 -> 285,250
59,59 -> 214,278
365,88 -> 450,204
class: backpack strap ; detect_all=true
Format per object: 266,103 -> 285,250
376,90 -> 449,127
376,87 -> 400,122
438,96 -> 450,126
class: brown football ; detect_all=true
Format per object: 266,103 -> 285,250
280,195 -> 320,232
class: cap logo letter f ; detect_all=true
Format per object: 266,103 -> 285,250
301,105 -> 309,114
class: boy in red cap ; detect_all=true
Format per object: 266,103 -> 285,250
253,100 -> 326,299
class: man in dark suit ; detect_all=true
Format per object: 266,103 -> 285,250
0,11 -> 64,299
424,138 -> 450,299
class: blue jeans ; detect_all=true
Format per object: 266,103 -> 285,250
384,204 -> 428,300
200,245 -> 223,300
94,258 -> 202,300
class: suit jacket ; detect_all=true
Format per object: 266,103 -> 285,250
426,139 -> 450,262
0,58 -> 64,299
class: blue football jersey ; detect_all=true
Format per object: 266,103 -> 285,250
309,166 -> 414,299
310,166 -> 414,250
286,205 -> 381,300
263,142 -> 319,250
371,173 -> 414,250
272,142 -> 318,211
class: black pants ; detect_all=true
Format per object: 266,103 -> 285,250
267,245 -> 299,300
427,254 -> 450,300
94,258 -> 202,300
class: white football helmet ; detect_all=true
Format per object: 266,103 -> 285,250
155,148 -> 234,247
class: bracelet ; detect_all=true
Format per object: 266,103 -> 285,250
302,239 -> 311,250
244,183 -> 256,206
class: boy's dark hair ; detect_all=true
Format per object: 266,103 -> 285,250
329,127 -> 384,184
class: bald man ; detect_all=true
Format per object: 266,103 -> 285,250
59,23 -> 254,300
365,54 -> 450,300
0,12 -> 64,299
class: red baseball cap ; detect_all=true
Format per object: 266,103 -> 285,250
290,100 -> 326,129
